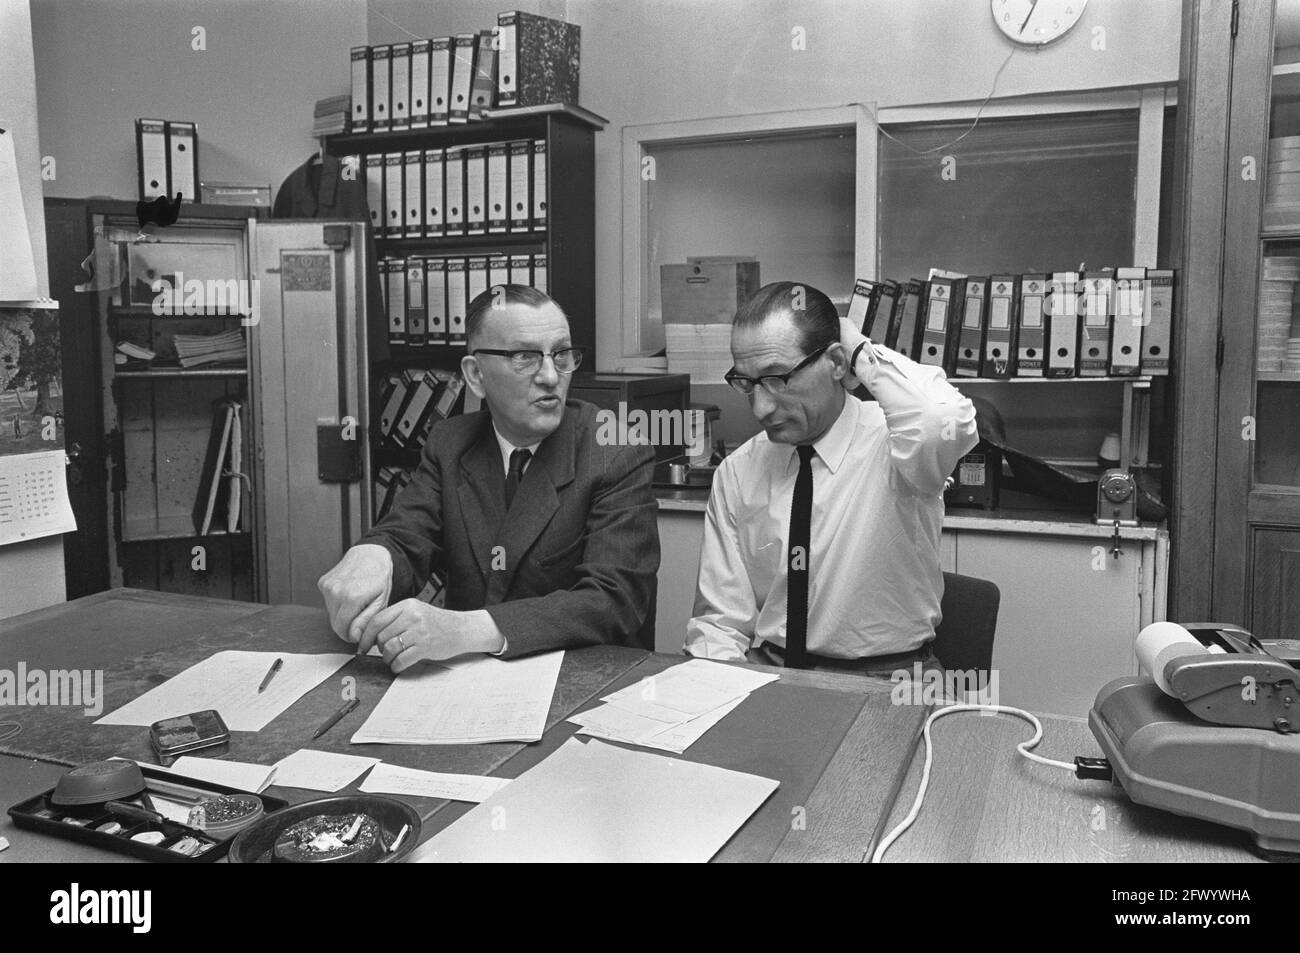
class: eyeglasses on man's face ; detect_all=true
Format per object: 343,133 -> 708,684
724,343 -> 831,396
471,346 -> 585,375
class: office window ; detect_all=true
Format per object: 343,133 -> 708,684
638,126 -> 857,352
878,111 -> 1140,280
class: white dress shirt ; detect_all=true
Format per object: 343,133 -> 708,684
685,340 -> 978,661
493,427 -> 540,476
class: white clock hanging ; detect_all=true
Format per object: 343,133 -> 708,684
991,0 -> 1088,46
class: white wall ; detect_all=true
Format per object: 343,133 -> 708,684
0,0 -> 61,619
33,0 -> 368,200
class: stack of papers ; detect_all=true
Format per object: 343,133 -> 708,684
1259,256 -> 1299,372
359,763 -> 511,803
1266,136 -> 1300,229
665,323 -> 734,384
173,328 -> 246,367
314,94 -> 351,136
411,737 -> 779,863
568,659 -> 778,753
351,651 -> 564,745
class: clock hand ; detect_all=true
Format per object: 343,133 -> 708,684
1019,0 -> 1039,34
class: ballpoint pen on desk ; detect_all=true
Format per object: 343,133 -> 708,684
312,698 -> 360,740
258,657 -> 284,693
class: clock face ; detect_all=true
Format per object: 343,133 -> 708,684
991,0 -> 1088,46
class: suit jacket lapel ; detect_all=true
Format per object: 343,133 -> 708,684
491,406 -> 578,596
457,418 -> 506,576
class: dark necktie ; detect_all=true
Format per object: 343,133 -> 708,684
786,444 -> 815,669
504,449 -> 532,508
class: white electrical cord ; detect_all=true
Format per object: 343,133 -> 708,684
870,703 -> 1077,864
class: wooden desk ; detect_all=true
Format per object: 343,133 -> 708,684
875,710 -> 1264,863
0,589 -> 923,863
0,590 -> 1265,863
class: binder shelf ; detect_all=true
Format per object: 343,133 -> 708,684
327,105 -> 604,366
952,375 -> 1159,475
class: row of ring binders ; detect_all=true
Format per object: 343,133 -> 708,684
849,268 -> 1175,378
380,253 -> 548,348
364,139 -> 546,239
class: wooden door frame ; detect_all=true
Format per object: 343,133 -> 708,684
1167,0 -> 1236,622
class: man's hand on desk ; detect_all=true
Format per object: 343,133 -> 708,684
318,543 -> 394,644
838,316 -> 869,392
358,602 -> 506,672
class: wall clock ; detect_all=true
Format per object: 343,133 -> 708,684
991,0 -> 1088,46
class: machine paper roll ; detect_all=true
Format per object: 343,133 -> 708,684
1136,622 -> 1225,695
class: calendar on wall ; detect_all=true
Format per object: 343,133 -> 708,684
0,449 -> 76,546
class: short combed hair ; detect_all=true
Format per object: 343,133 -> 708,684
465,284 -> 563,347
732,281 -> 840,356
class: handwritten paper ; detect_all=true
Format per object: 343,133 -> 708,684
570,660 -> 777,753
0,451 -> 76,546
411,738 -> 779,863
359,763 -> 510,803
95,651 -> 353,732
351,651 -> 563,745
271,749 -> 379,792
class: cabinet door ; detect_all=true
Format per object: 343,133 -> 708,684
940,529 -> 957,572
252,222 -> 373,607
957,532 -> 1142,719
654,509 -> 705,654
1251,528 -> 1300,639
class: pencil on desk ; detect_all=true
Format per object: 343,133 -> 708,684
258,657 -> 284,693
312,698 -> 360,739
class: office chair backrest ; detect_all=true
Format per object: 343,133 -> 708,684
932,572 -> 1000,673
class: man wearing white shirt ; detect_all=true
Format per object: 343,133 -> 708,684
319,286 -> 659,670
685,281 -> 978,673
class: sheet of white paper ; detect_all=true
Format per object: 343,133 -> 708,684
567,700 -> 678,744
0,126 -> 38,300
573,695 -> 748,754
165,757 -> 277,793
359,762 -> 511,803
0,451 -> 77,547
633,695 -> 748,753
351,651 -> 563,745
602,659 -> 778,717
411,737 -> 779,863
95,651 -> 353,732
272,749 -> 380,792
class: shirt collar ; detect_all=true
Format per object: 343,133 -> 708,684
493,425 -> 541,472
785,393 -> 855,475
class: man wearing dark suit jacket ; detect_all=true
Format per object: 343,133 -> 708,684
318,285 -> 659,671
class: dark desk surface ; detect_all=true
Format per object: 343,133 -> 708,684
0,589 -> 923,863
0,589 -> 1265,863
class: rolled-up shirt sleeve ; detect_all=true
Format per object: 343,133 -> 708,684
854,340 -> 978,496
684,463 -> 756,661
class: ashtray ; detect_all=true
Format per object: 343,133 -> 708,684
228,795 -> 421,864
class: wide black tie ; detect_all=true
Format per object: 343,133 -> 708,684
786,444 -> 815,669
504,449 -> 532,508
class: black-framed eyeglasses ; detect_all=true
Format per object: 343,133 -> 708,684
724,344 -> 831,396
471,346 -> 585,375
